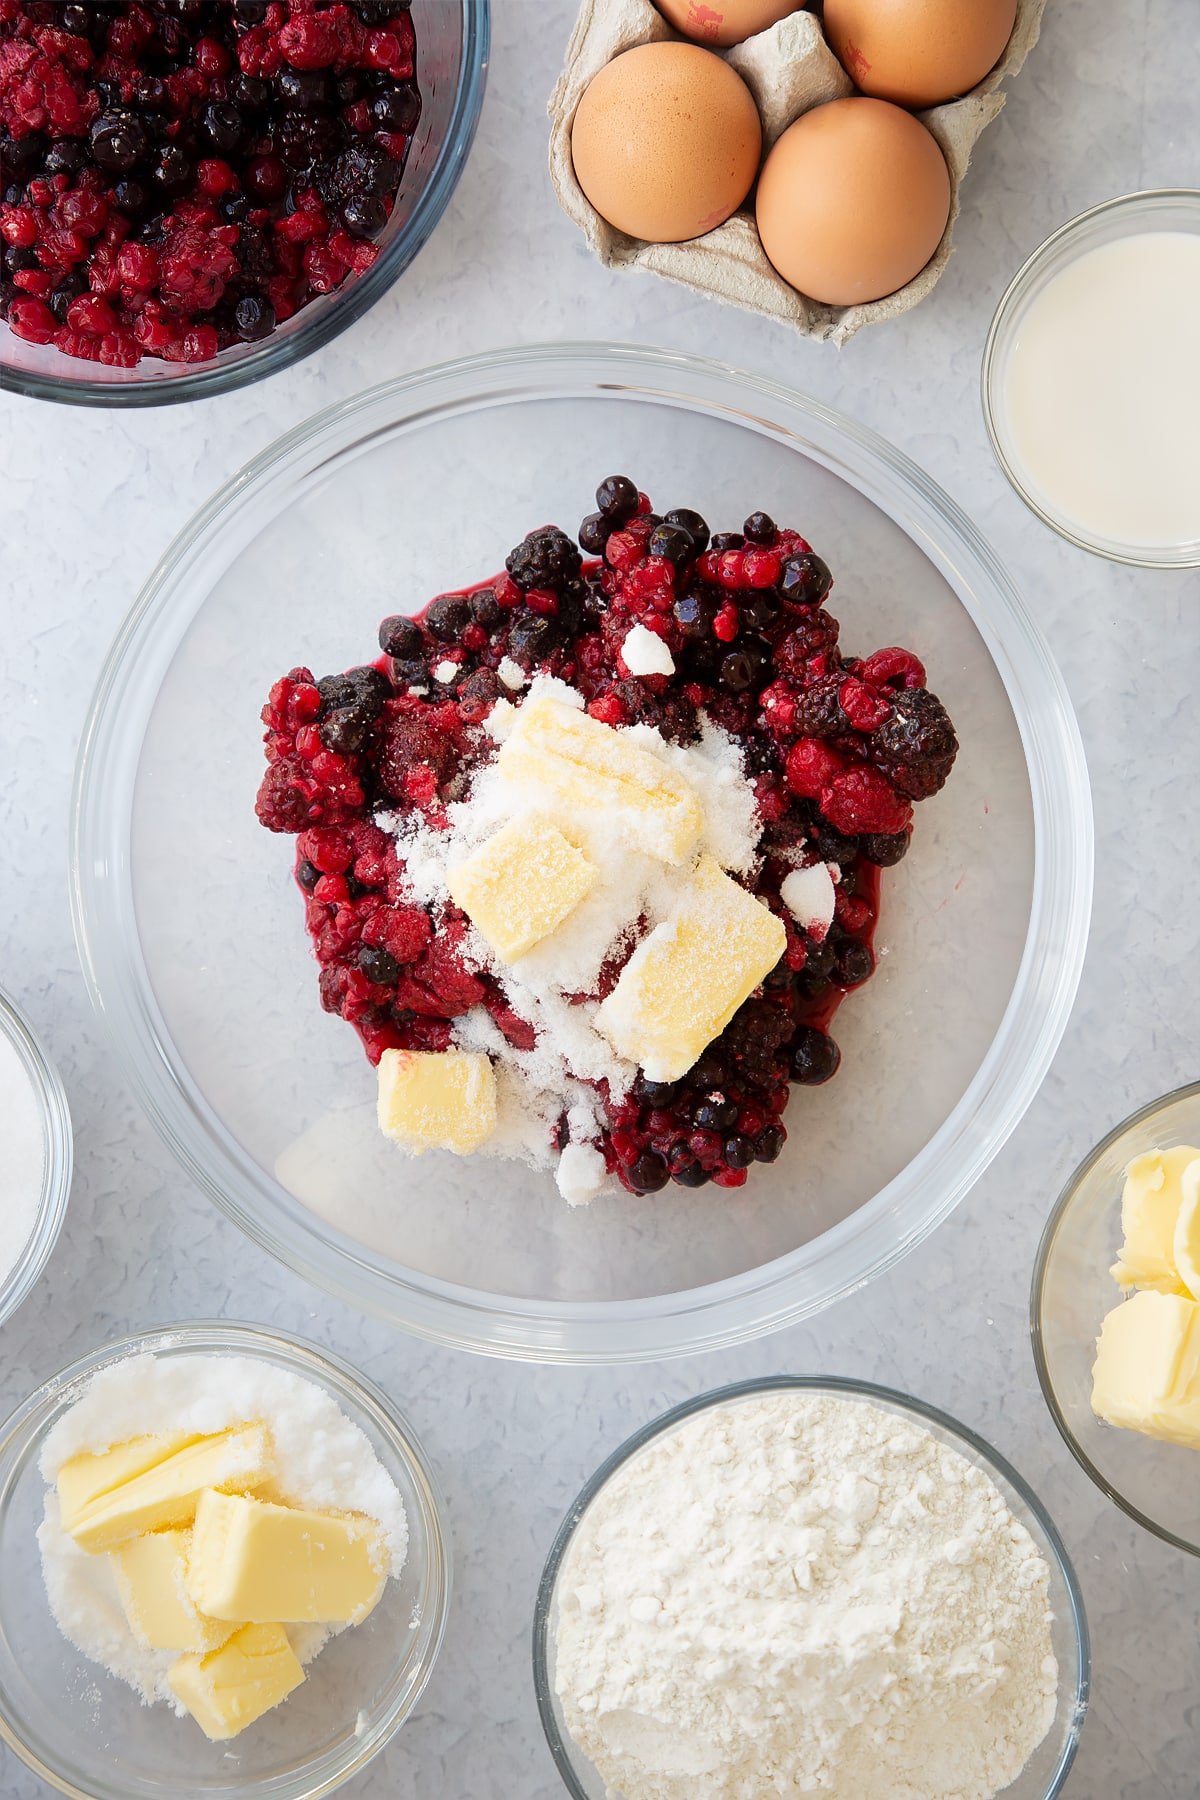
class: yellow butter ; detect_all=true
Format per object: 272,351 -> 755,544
1091,1289 -> 1200,1449
1173,1159 -> 1200,1301
168,1621 -> 304,1741
447,815 -> 597,964
57,1432 -> 202,1533
377,1047 -> 497,1154
596,854 -> 786,1082
186,1488 -> 386,1625
498,694 -> 703,864
110,1528 -> 236,1654
65,1425 -> 274,1553
1110,1146 -> 1200,1294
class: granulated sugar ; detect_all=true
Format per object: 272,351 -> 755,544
0,1024 -> 46,1290
38,1352 -> 408,1711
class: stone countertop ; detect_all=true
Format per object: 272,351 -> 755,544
2,2 -> 1198,1794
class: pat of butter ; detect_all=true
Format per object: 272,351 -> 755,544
168,1621 -> 305,1741
596,854 -> 786,1082
1110,1147 -> 1200,1294
110,1528 -> 236,1653
1091,1289 -> 1200,1449
377,1047 -> 497,1154
62,1425 -> 274,1554
498,695 -> 703,864
187,1489 -> 386,1625
57,1432 -> 203,1533
447,815 -> 597,964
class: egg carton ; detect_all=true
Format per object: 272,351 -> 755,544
548,0 -> 1046,344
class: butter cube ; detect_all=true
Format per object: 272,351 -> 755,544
57,1432 -> 202,1533
1111,1147 -> 1200,1294
111,1528 -> 236,1653
596,855 -> 786,1082
1091,1289 -> 1200,1448
168,1622 -> 304,1741
377,1048 -> 497,1154
187,1489 -> 386,1625
64,1425 -> 274,1553
498,695 -> 703,864
446,815 -> 597,963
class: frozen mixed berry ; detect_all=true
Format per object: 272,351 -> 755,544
255,477 -> 958,1195
0,0 -> 420,370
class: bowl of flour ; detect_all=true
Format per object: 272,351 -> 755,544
534,1378 -> 1089,1800
0,987 -> 72,1331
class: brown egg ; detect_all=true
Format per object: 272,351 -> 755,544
571,42 -> 762,243
656,0 -> 806,49
824,0 -> 1018,109
755,98 -> 951,305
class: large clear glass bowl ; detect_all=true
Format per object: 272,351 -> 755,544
0,1322 -> 450,1800
532,1377 -> 1090,1800
70,343 -> 1093,1361
0,0 -> 488,407
0,987 -> 72,1332
1031,1082 -> 1200,1554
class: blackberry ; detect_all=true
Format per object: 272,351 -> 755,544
595,475 -> 639,521
379,615 -> 423,659
279,111 -> 340,170
791,676 -> 848,737
861,830 -> 910,867
780,552 -> 832,607
505,527 -> 582,593
664,508 -> 709,554
334,144 -> 397,197
871,688 -> 959,801
790,1027 -> 841,1084
426,595 -> 469,642
457,668 -> 499,707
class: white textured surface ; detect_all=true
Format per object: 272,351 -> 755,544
1,3 -> 1198,1794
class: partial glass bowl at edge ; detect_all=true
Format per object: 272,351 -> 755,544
1032,1081 -> 1200,1555
0,987 -> 72,1331
533,1377 -> 1090,1800
0,1322 -> 450,1800
0,0 -> 488,407
982,189 -> 1200,569
70,343 -> 1094,1362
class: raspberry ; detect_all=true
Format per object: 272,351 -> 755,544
821,766 -> 913,837
785,737 -> 844,798
860,647 -> 927,690
838,676 -> 892,733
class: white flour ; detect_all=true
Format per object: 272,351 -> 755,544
0,1025 -> 45,1289
553,1391 -> 1058,1800
38,1352 -> 408,1711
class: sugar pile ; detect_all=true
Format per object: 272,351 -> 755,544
383,678 -> 764,1205
38,1351 -> 409,1710
0,1024 -> 46,1291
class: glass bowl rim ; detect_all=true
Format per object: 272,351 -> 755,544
0,0 -> 490,409
532,1373 -> 1091,1800
1030,1077 -> 1200,1556
980,188 -> 1200,570
0,1318 -> 452,1800
69,339 -> 1095,1363
0,987 -> 72,1331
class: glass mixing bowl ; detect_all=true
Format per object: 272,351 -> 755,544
532,1377 -> 1090,1800
0,987 -> 72,1332
1032,1082 -> 1200,1554
70,343 -> 1093,1361
0,0 -> 488,407
0,1322 -> 450,1800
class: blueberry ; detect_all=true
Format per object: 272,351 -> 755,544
743,510 -> 776,543
277,69 -> 334,113
861,831 -> 910,867
469,588 -> 502,627
663,508 -> 710,553
378,615 -> 421,659
626,1151 -> 669,1194
723,1134 -> 755,1170
710,532 -> 744,552
232,74 -> 271,114
151,145 -> 193,195
671,1157 -> 709,1188
359,945 -> 402,984
648,523 -> 694,566
578,511 -> 610,554
370,81 -> 421,133
49,276 -> 85,323
426,596 -> 469,642
297,858 -> 320,890
753,1124 -> 785,1163
202,101 -> 247,157
113,177 -> 150,216
835,942 -> 874,987
44,138 -> 87,176
234,294 -> 276,341
595,475 -> 639,522
319,705 -> 377,756
90,110 -> 149,173
693,1093 -> 737,1132
780,552 -> 832,607
341,193 -> 387,237
790,1028 -> 841,1085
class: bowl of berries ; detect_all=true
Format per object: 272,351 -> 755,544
0,0 -> 488,404
72,343 -> 1092,1359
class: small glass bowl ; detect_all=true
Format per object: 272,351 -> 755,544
0,0 -> 488,407
0,988 -> 72,1332
533,1377 -> 1089,1800
982,190 -> 1200,568
0,1322 -> 451,1800
1032,1082 -> 1200,1554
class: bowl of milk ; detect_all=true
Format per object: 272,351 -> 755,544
983,190 -> 1200,568
0,989 -> 72,1331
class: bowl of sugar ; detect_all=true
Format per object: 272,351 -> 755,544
983,190 -> 1200,568
0,988 -> 72,1331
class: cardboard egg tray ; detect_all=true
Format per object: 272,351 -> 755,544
549,0 -> 1046,344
